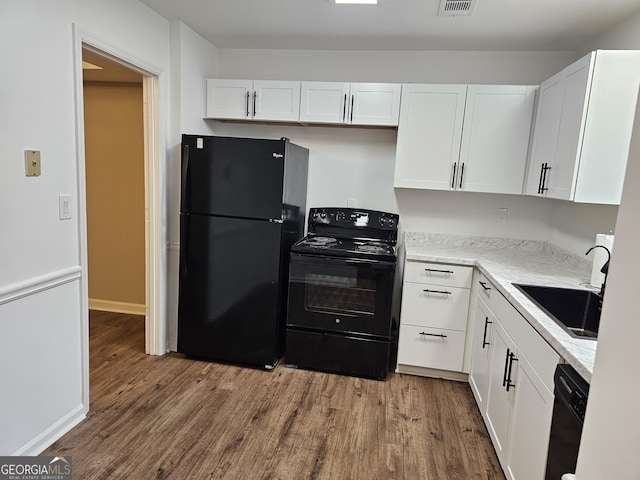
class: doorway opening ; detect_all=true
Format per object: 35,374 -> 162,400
73,26 -> 165,413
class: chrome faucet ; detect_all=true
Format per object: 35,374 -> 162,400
586,245 -> 611,297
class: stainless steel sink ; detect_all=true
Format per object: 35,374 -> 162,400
512,284 -> 601,340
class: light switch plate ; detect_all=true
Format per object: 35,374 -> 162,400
497,208 -> 508,223
59,194 -> 72,220
25,150 -> 41,176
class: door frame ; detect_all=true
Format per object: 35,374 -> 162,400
72,25 -> 167,411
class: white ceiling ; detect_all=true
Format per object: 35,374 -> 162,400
140,0 -> 640,51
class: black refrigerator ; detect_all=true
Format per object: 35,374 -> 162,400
177,134 -> 309,369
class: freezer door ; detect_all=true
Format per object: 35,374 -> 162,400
177,214 -> 284,367
181,135 -> 285,219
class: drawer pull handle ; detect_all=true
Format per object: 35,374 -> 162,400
419,332 -> 448,338
506,352 -> 518,392
482,317 -> 492,348
479,281 -> 491,291
423,289 -> 452,295
424,268 -> 454,274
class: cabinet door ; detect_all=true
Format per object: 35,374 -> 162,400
253,80 -> 301,122
505,355 -> 555,480
484,321 -> 517,465
459,86 -> 536,194
394,84 -> 467,190
299,82 -> 351,124
350,83 -> 401,126
547,53 -> 595,201
205,79 -> 253,120
469,298 -> 494,412
524,71 -> 565,196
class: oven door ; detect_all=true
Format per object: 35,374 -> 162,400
287,253 -> 395,338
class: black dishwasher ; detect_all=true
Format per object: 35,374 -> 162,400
545,364 -> 590,480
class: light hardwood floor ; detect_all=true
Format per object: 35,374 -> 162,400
44,311 -> 504,479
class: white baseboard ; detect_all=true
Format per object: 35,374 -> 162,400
13,404 -> 86,456
89,298 -> 146,316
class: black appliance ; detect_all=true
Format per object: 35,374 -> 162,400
545,364 -> 590,479
285,207 -> 399,380
177,134 -> 309,369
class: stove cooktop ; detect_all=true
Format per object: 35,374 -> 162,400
292,235 -> 397,262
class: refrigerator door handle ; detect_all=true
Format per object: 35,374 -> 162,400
181,143 -> 190,212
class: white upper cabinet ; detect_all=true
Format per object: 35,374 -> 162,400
394,84 -> 467,190
299,82 -> 401,126
459,85 -> 537,194
524,71 -> 565,197
350,83 -> 401,126
205,79 -> 301,122
299,82 -> 351,124
394,84 -> 536,194
525,50 -> 640,204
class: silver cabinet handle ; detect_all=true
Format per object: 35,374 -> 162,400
419,332 -> 447,338
246,91 -> 250,117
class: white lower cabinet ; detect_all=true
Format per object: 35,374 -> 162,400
397,261 -> 472,376
485,320 -> 518,463
469,297 -> 494,411
506,355 -> 555,480
398,325 -> 466,372
469,275 -> 560,479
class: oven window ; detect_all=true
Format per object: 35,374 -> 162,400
304,270 -> 376,316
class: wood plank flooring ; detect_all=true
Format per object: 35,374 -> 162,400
44,311 -> 504,479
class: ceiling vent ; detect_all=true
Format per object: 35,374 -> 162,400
438,0 -> 477,16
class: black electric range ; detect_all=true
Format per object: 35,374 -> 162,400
285,207 -> 400,380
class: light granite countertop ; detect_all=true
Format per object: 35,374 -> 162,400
403,232 -> 598,383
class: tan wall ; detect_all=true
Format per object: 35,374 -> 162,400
84,82 -> 145,307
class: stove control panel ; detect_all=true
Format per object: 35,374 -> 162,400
309,207 -> 398,231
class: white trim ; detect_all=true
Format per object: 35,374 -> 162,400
72,25 -> 168,419
13,404 -> 86,456
89,299 -> 146,316
0,267 -> 82,306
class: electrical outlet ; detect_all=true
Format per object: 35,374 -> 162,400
347,198 -> 356,207
497,208 -> 508,223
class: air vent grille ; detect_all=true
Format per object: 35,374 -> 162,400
438,0 -> 477,16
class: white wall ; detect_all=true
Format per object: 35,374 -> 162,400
167,22 -> 219,350
571,14 -> 640,478
214,48 -> 573,242
578,9 -> 640,55
217,49 -> 575,84
575,90 -> 640,480
0,0 -> 173,456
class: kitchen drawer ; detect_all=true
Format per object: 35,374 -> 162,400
404,261 -> 473,288
401,282 -> 471,331
397,325 -> 466,372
